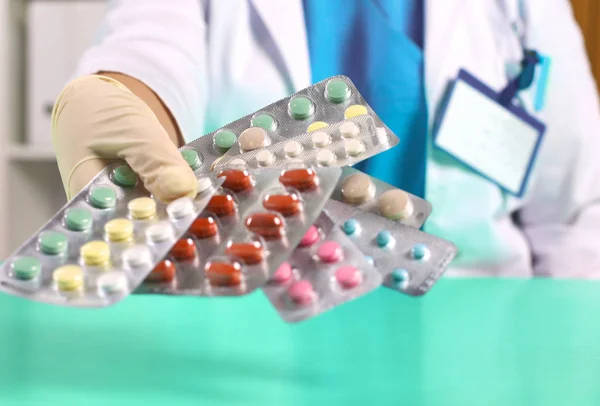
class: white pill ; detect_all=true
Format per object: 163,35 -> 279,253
167,197 -> 195,219
98,272 -> 128,294
256,149 -> 276,166
316,149 -> 336,166
311,131 -> 331,148
376,127 -> 389,144
122,245 -> 152,268
340,121 -> 360,138
284,140 -> 303,157
197,177 -> 213,193
345,138 -> 365,157
146,222 -> 175,243
227,158 -> 247,168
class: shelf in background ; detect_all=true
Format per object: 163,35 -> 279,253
8,144 -> 56,161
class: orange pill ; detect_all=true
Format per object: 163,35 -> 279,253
244,212 -> 285,240
263,193 -> 302,216
207,194 -> 236,217
279,168 -> 319,192
205,261 -> 242,287
218,169 -> 254,193
225,241 -> 264,265
189,216 -> 219,239
146,259 -> 176,283
170,238 -> 196,261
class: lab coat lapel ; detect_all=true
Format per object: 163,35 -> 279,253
251,0 -> 312,91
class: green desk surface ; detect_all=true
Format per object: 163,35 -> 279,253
0,279 -> 599,406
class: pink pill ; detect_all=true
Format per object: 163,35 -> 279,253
272,262 -> 293,284
317,241 -> 343,263
287,280 -> 316,306
299,225 -> 320,247
335,265 -> 363,289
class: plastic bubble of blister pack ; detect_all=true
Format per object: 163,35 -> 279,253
136,162 -> 343,296
325,200 -> 457,296
0,162 -> 224,307
262,210 -> 382,323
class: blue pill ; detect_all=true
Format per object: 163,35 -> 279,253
343,219 -> 359,235
376,230 -> 393,248
411,244 -> 429,260
392,269 -> 409,288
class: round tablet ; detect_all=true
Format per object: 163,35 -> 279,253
214,130 -> 237,151
197,177 -> 213,194
288,96 -> 314,120
112,165 -> 137,187
80,241 -> 110,266
251,114 -> 277,132
342,219 -> 360,236
181,149 -> 202,170
341,173 -> 375,204
378,189 -> 414,220
317,241 -> 343,263
89,187 -> 117,209
306,121 -> 328,132
98,272 -> 128,294
256,149 -> 276,167
326,79 -> 350,103
392,268 -> 409,288
64,207 -> 93,231
189,216 -> 219,239
287,280 -> 316,306
146,259 -> 176,283
170,238 -> 196,261
207,194 -> 236,217
335,265 -> 362,289
316,149 -> 336,166
299,225 -> 320,247
146,222 -> 175,243
218,168 -> 254,193
38,231 -> 68,255
128,197 -> 157,220
205,259 -> 242,287
284,140 -> 303,157
53,265 -> 84,292
245,212 -> 285,240
225,241 -> 264,265
263,192 -> 302,216
104,218 -> 134,242
226,158 -> 247,168
339,121 -> 360,138
376,230 -> 394,248
238,127 -> 268,151
272,262 -> 293,284
411,244 -> 430,261
123,245 -> 152,268
311,131 -> 331,148
167,197 -> 195,220
11,257 -> 41,281
344,138 -> 365,157
344,104 -> 368,119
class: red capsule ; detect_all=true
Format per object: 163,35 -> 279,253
170,238 -> 196,261
217,169 -> 254,193
244,212 -> 285,240
225,241 -> 264,265
207,194 -> 236,217
262,193 -> 302,216
279,168 -> 319,192
189,216 -> 218,239
205,261 -> 242,287
146,259 -> 176,283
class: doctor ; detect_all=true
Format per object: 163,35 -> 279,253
52,0 -> 600,278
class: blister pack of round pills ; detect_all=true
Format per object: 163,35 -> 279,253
136,163 -> 342,296
262,210 -> 382,323
328,167 -> 432,229
325,200 -> 457,296
0,162 -> 224,307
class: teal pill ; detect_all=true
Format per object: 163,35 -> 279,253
38,231 -> 68,255
411,244 -> 429,260
376,230 -> 393,248
89,187 -> 117,209
11,257 -> 41,281
392,268 -> 409,287
112,165 -> 137,187
181,149 -> 202,170
288,96 -> 314,120
251,114 -> 277,132
326,79 -> 350,103
342,219 -> 359,235
64,208 -> 93,231
214,130 -> 237,151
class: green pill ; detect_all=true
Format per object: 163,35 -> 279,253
11,257 -> 41,281
113,165 -> 137,187
326,79 -> 350,103
251,114 -> 277,132
181,149 -> 202,170
214,130 -> 237,151
65,207 -> 93,231
38,231 -> 68,255
89,187 -> 117,209
288,96 -> 314,120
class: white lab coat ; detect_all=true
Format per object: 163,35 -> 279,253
74,0 -> 600,278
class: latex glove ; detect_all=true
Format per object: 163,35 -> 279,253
51,75 -> 197,202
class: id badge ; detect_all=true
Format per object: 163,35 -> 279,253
434,69 -> 546,197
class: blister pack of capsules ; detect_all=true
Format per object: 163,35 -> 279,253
174,75 -> 399,175
137,163 -> 342,296
262,210 -> 382,323
325,200 -> 457,296
0,162 -> 223,307
329,167 -> 432,229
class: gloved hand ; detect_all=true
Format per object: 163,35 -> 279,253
51,74 -> 198,202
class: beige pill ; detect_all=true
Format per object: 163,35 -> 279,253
339,121 -> 360,138
378,189 -> 414,220
238,127 -> 268,151
341,173 -> 375,205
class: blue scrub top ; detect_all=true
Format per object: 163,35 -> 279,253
303,0 -> 427,197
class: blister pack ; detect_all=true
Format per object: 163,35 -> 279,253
325,200 -> 457,296
262,210 -> 382,323
176,75 -> 399,175
137,163 -> 342,296
0,162 -> 223,307
329,167 -> 432,229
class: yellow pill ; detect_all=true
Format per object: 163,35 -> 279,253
80,241 -> 110,266
128,197 -> 157,220
344,104 -> 368,119
104,218 -> 134,242
306,121 -> 328,132
53,265 -> 84,292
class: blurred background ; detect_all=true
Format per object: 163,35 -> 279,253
0,0 -> 598,259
